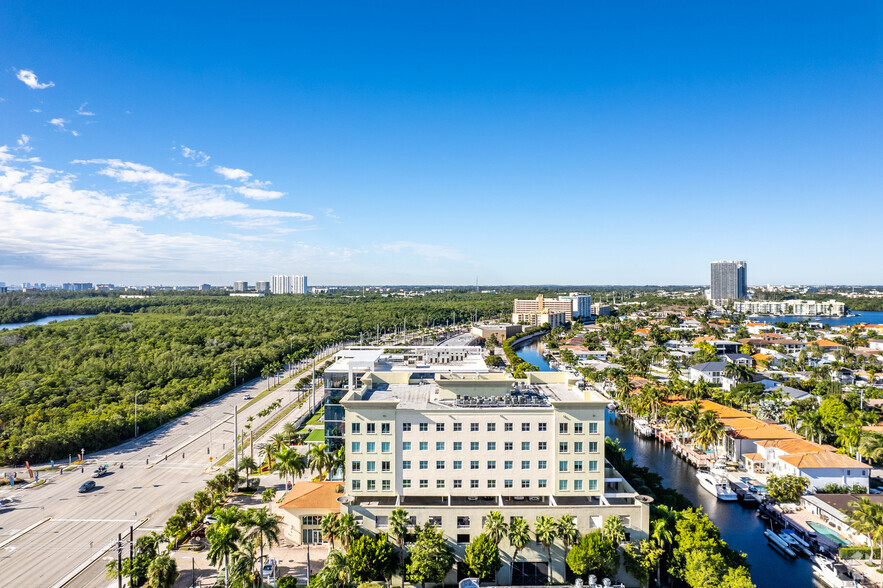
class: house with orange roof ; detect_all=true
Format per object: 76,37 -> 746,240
278,481 -> 343,544
633,328 -> 650,337
746,322 -> 774,335
752,439 -> 869,492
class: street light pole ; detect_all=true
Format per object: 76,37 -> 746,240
134,391 -> 141,438
233,355 -> 244,388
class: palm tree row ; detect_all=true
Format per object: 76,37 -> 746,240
205,504 -> 282,587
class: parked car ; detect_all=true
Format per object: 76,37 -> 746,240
78,481 -> 96,493
261,559 -> 276,580
204,515 -> 218,525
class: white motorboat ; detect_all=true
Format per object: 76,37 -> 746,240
696,471 -> 738,501
763,529 -> 796,558
710,458 -> 729,477
812,555 -> 859,588
778,531 -> 813,557
633,419 -> 653,437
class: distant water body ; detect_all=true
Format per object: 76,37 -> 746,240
0,314 -> 97,331
752,310 -> 883,327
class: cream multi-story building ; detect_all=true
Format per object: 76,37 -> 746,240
340,368 -> 649,584
512,310 -> 568,328
732,299 -> 846,317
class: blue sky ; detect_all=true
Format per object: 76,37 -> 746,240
1,2 -> 881,286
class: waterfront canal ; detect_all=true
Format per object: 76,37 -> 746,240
0,314 -> 97,331
514,341 -> 818,588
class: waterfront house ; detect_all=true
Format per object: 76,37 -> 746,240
722,353 -> 754,366
754,439 -> 870,492
801,493 -> 883,548
688,361 -> 727,385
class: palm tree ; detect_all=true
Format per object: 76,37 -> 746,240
146,554 -> 178,588
273,446 -> 308,486
389,508 -> 410,588
861,433 -> 883,464
317,549 -> 351,588
848,498 -> 883,568
556,515 -> 579,564
192,490 -> 212,518
282,421 -> 298,444
693,410 -> 724,457
782,405 -> 800,431
650,516 -> 674,587
338,513 -> 360,550
164,514 -> 187,546
484,510 -> 508,584
321,513 -> 341,550
798,410 -> 826,444
269,432 -> 287,453
206,475 -> 227,500
228,536 -> 259,588
245,507 -> 281,570
207,522 -> 241,586
238,456 -> 258,487
308,443 -> 334,480
534,515 -> 557,580
507,517 -> 531,585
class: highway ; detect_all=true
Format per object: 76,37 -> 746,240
0,351 -> 335,588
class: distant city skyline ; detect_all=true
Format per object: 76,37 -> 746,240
2,3 -> 882,285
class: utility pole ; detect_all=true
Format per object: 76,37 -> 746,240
311,357 -> 316,409
233,407 -> 238,479
129,525 -> 134,585
117,534 -> 122,588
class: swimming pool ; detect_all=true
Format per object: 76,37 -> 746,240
807,521 -> 851,547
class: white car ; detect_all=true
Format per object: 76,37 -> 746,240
243,394 -> 252,400
204,515 -> 218,525
261,558 -> 276,580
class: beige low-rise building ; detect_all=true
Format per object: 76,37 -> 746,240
278,481 -> 343,545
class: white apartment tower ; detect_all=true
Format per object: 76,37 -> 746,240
271,274 -> 309,294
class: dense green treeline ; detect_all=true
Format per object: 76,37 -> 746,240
0,293 -> 516,464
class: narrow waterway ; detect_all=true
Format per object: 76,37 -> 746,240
0,314 -> 97,331
514,341 -> 818,588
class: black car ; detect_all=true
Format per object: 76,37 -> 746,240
78,480 -> 96,493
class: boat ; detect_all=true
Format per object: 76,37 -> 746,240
812,555 -> 859,587
781,528 -> 813,551
607,401 -> 618,412
763,529 -> 796,558
729,480 -> 759,503
633,419 -> 653,437
778,531 -> 813,557
710,458 -> 729,477
696,472 -> 738,501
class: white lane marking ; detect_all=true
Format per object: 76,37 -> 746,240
0,517 -> 51,549
49,519 -> 140,523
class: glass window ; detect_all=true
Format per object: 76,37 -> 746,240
436,423 -> 445,432
419,442 -> 428,451
453,442 -> 462,451
381,442 -> 391,453
574,480 -> 583,491
487,479 -> 496,488
521,460 -> 530,469
470,442 -> 479,451
504,442 -> 513,451
402,441 -> 411,451
521,480 -> 530,488
402,423 -> 411,432
538,442 -> 547,451
589,460 -> 599,472
381,423 -> 390,434
559,423 -> 568,434
504,480 -> 513,488
382,480 -> 391,491
437,480 -> 445,489
487,442 -> 496,451
470,461 -> 479,470
419,479 -> 428,488
574,442 -> 583,453
538,479 -> 547,488
402,479 -> 411,488
367,423 -> 375,434
504,461 -> 513,470
351,442 -> 360,453
522,423 -> 531,432
574,461 -> 583,473
367,480 -> 376,491
538,423 -> 547,432
419,461 -> 428,470
453,479 -> 462,488
504,423 -> 513,432
471,423 -> 479,432
366,442 -> 376,453
402,460 -> 411,470
521,442 -> 530,451
559,480 -> 568,491
436,461 -> 445,469
419,423 -> 428,432
352,480 -> 361,491
351,423 -> 361,434
559,442 -> 568,453
559,461 -> 568,472
352,461 -> 361,472
487,423 -> 496,432
376,515 -> 389,527
589,479 -> 598,491
470,480 -> 479,488
436,442 -> 445,451
538,460 -> 547,470
487,460 -> 496,469
382,461 -> 391,472
453,460 -> 462,469
589,423 -> 598,434
453,423 -> 462,432
589,441 -> 598,452
366,461 -> 376,472
574,423 -> 583,434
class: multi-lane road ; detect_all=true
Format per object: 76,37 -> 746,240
0,353 -> 334,588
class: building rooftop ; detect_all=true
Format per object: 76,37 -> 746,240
279,481 -> 343,511
326,346 -> 488,375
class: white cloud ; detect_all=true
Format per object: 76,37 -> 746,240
16,135 -> 32,152
179,145 -> 210,166
30,108 -> 42,113
49,117 -> 68,128
235,186 -> 285,200
214,166 -> 251,182
16,69 -> 55,90
76,103 -> 95,116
